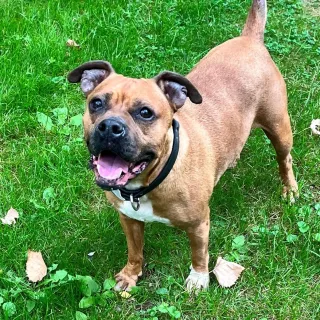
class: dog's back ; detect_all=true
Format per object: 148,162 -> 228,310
178,0 -> 289,182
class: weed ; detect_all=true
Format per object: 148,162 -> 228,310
0,0 -> 319,318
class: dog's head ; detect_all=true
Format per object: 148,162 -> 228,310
67,60 -> 202,190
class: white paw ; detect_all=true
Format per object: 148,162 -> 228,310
185,268 -> 209,293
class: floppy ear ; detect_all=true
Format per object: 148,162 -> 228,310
154,71 -> 202,110
67,60 -> 114,96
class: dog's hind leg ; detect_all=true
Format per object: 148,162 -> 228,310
263,118 -> 298,202
253,61 -> 299,202
256,96 -> 298,202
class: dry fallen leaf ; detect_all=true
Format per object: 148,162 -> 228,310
66,39 -> 80,48
26,250 -> 47,282
119,291 -> 132,299
212,256 -> 245,288
87,251 -> 95,257
1,207 -> 19,225
310,119 -> 320,136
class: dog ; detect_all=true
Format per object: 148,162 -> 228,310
68,0 -> 298,292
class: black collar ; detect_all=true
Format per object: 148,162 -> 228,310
115,119 -> 180,211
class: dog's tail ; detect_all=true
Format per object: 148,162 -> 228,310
241,0 -> 267,42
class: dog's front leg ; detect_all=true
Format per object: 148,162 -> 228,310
114,213 -> 144,291
185,209 -> 210,292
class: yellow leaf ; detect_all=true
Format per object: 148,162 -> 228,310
119,291 -> 131,299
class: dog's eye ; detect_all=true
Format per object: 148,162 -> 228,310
139,107 -> 154,120
89,99 -> 103,112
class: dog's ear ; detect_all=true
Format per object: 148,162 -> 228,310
67,60 -> 114,96
154,71 -> 202,110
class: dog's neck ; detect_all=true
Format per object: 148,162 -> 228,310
125,121 -> 175,190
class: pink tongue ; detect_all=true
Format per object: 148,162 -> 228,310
97,153 -> 130,180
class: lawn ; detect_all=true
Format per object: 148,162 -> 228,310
0,0 -> 319,319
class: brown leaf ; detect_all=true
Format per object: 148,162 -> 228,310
310,119 -> 320,136
26,250 -> 47,282
66,39 -> 80,48
212,256 -> 245,288
1,207 -> 19,225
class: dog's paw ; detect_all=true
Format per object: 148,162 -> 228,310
282,184 -> 299,204
185,268 -> 209,293
114,270 -> 142,292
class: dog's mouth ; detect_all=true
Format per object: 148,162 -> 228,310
90,151 -> 150,190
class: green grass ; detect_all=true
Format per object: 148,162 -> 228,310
0,0 -> 319,319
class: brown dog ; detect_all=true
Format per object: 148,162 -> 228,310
68,0 -> 298,292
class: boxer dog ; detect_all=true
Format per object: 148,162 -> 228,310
68,0 -> 298,291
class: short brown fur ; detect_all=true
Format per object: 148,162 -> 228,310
69,0 -> 298,291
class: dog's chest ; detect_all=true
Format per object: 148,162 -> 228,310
112,190 -> 171,225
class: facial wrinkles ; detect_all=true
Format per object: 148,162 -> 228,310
111,80 -> 137,113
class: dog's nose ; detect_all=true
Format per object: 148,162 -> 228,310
97,118 -> 126,138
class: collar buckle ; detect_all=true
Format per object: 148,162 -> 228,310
130,194 -> 141,211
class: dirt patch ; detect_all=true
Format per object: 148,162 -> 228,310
303,0 -> 320,17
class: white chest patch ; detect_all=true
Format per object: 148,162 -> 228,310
112,190 -> 171,225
